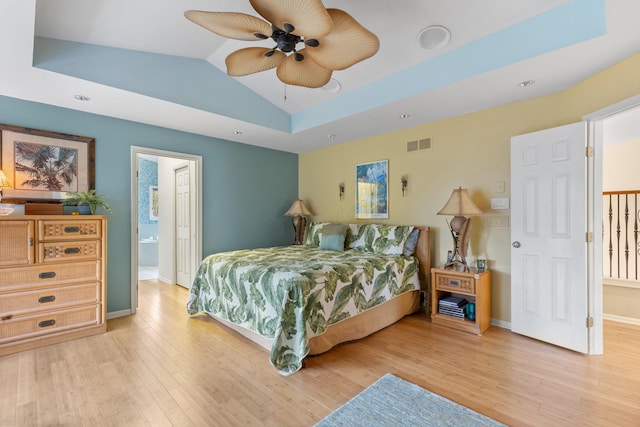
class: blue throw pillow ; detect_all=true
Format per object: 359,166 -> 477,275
402,228 -> 420,256
319,224 -> 348,251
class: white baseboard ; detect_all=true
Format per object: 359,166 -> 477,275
106,309 -> 132,320
158,275 -> 173,284
491,318 -> 511,329
603,313 -> 640,326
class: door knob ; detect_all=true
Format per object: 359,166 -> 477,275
512,241 -> 521,248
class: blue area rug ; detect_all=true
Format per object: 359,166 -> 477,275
315,373 -> 505,427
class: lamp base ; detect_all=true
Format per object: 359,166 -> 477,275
444,253 -> 469,270
291,215 -> 307,245
445,216 -> 472,270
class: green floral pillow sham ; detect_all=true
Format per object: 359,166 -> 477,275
311,222 -> 415,255
305,221 -> 328,246
351,224 -> 415,255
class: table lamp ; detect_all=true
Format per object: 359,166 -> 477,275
0,171 -> 10,203
437,187 -> 482,269
285,199 -> 313,245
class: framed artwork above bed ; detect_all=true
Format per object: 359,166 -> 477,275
356,159 -> 388,219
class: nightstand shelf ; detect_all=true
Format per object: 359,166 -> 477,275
430,266 -> 491,335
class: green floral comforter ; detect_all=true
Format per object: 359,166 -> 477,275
186,246 -> 420,375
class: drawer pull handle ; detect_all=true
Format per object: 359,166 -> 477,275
449,280 -> 460,287
38,295 -> 56,303
38,319 -> 56,328
64,247 -> 81,254
39,272 -> 56,279
64,226 -> 80,233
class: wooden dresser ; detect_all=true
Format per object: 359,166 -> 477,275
0,215 -> 107,355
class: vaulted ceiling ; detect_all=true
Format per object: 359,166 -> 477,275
1,0 -> 639,153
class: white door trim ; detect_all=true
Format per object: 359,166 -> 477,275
130,146 -> 203,314
582,94 -> 640,355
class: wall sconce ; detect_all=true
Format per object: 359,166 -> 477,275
339,183 -> 345,200
401,175 -> 408,197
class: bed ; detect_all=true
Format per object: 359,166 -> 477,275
187,223 -> 431,375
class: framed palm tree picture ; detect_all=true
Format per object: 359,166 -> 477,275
0,124 -> 95,201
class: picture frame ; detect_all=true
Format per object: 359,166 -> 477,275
0,124 -> 95,201
355,159 -> 388,219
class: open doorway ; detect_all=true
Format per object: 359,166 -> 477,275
600,104 -> 640,326
582,93 -> 640,353
130,146 -> 203,314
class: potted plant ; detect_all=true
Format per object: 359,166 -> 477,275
62,190 -> 112,215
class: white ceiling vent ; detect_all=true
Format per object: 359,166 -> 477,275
406,137 -> 432,153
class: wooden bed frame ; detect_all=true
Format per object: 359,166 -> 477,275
207,226 -> 431,358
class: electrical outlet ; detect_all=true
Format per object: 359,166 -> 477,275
496,181 -> 505,193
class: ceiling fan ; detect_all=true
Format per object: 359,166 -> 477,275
185,0 -> 380,88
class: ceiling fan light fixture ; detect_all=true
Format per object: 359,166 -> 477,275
417,25 -> 451,50
321,78 -> 342,93
305,39 -> 320,47
185,1 -> 378,88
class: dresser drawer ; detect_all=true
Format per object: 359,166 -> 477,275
0,283 -> 100,317
434,273 -> 475,293
39,219 -> 102,241
39,240 -> 101,263
0,261 -> 101,291
0,305 -> 100,344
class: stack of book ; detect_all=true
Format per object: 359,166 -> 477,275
438,296 -> 468,319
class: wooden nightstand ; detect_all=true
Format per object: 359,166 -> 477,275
431,266 -> 491,335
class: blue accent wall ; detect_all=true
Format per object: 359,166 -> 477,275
0,95 -> 298,314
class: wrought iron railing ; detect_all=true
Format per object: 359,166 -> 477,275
603,191 -> 640,280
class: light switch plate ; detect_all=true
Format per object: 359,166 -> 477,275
491,197 -> 510,210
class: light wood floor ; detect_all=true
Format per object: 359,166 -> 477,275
2,280 -> 640,426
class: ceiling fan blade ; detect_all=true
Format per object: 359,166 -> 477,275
250,0 -> 333,38
185,11 -> 272,41
276,51 -> 332,88
226,47 -> 286,76
305,9 -> 380,71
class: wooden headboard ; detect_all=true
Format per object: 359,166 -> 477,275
414,226 -> 432,296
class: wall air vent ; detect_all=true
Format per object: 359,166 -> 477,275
406,137 -> 432,153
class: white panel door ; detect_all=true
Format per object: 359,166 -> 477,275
510,122 -> 589,353
175,165 -> 191,288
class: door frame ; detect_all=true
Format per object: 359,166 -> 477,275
582,93 -> 640,354
130,146 -> 203,314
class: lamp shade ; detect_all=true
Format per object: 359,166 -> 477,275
0,171 -> 9,188
285,199 -> 313,216
437,187 -> 482,216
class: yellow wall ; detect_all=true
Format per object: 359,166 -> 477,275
604,139 -> 640,191
300,52 -> 640,323
603,285 -> 640,320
